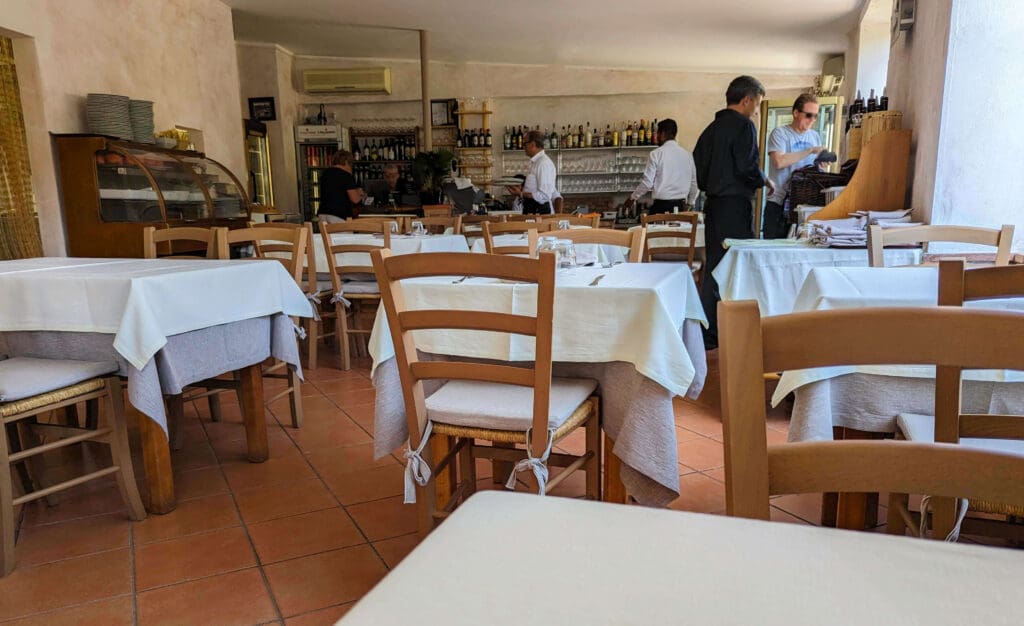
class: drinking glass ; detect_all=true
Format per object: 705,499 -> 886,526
558,219 -> 571,231
411,220 -> 426,236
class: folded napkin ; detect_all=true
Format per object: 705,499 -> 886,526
809,217 -> 865,231
877,221 -> 924,229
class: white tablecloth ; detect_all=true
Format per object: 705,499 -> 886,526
631,222 -> 706,249
313,233 -> 469,274
0,258 -> 312,370
340,491 -> 1024,626
369,263 -> 706,395
712,241 -> 922,316
469,234 -> 629,266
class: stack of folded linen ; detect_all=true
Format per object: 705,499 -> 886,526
849,209 -> 923,228
807,217 -> 868,247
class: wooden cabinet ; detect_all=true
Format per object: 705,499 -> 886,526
54,134 -> 252,257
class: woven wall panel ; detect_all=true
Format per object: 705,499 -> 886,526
0,36 -> 43,259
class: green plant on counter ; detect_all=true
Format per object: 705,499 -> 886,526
412,148 -> 455,195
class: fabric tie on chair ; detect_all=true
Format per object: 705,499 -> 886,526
305,290 -> 322,322
330,292 -> 352,309
505,428 -> 554,495
919,495 -> 970,541
292,323 -> 307,340
404,421 -> 434,504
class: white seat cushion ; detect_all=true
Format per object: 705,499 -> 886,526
0,357 -> 118,403
342,280 -> 380,294
896,413 -> 1024,455
425,377 -> 597,431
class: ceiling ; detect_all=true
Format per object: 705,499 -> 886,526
227,0 -> 863,73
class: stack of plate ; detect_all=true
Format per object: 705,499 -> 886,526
86,93 -> 132,140
129,99 -> 155,144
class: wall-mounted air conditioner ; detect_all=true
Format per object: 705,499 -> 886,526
302,67 -> 392,94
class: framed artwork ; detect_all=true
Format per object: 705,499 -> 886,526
248,97 -> 277,122
430,98 -> 457,127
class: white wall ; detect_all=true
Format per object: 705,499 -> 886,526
1,0 -> 246,255
929,0 -> 1024,252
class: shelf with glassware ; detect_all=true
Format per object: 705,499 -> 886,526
499,144 -> 655,195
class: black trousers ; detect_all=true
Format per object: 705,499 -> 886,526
649,198 -> 689,214
763,200 -> 790,239
699,195 -> 754,347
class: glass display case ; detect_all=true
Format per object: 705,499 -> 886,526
55,134 -> 251,258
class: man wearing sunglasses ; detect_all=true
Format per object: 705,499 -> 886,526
764,93 -> 825,238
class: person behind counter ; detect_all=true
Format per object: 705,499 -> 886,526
624,118 -> 699,214
506,129 -> 559,214
366,164 -> 419,208
764,93 -> 825,239
318,149 -> 364,224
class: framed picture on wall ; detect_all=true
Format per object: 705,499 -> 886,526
430,98 -> 457,127
248,97 -> 277,122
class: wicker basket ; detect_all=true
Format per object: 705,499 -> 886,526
861,111 -> 903,146
788,164 -> 856,208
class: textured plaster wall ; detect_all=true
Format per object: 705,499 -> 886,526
885,0 -> 953,222
2,0 -> 246,255
245,48 -> 814,211
930,0 -> 1024,252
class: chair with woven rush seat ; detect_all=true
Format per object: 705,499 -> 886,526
718,301 -> 1024,532
889,260 -> 1024,541
641,212 -> 702,287
545,227 -> 647,263
320,221 -> 390,371
371,250 -> 601,537
481,221 -> 542,258
142,225 -> 227,259
216,225 -> 308,428
0,357 -> 145,576
867,224 -> 1015,268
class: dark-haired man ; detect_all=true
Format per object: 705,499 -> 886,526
764,93 -> 825,239
625,118 -> 698,214
693,75 -> 774,349
506,129 -> 559,214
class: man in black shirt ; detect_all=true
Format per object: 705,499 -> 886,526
318,150 -> 364,223
693,75 -> 774,349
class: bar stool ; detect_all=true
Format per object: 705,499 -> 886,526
0,357 -> 146,576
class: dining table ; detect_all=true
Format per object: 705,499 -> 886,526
368,262 -> 708,506
312,232 -> 470,279
712,239 -> 923,316
0,257 -> 312,513
338,491 -> 1024,626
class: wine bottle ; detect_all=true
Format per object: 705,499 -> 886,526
485,128 -> 492,147
879,86 -> 889,111
353,142 -> 361,162
585,122 -> 593,148
612,124 -> 619,147
550,124 -> 558,150
867,88 -> 877,113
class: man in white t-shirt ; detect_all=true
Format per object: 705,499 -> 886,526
764,93 -> 824,238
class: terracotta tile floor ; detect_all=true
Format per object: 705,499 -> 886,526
0,350 -> 873,624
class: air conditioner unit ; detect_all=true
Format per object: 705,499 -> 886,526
302,67 -> 392,94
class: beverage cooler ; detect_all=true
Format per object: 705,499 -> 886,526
295,124 -> 348,222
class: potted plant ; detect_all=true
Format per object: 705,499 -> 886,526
412,148 -> 455,205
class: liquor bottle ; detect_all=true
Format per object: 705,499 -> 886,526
867,88 -> 878,113
562,125 -> 570,149
585,122 -> 592,148
353,142 -> 361,162
626,122 -> 634,146
596,127 -> 604,147
651,118 -> 658,144
457,130 -> 464,149
517,126 -> 524,149
503,126 -> 510,150
612,124 -> 619,147
605,124 -> 613,147
879,86 -> 889,111
852,90 -> 864,127
485,128 -> 492,147
638,119 -> 646,145
550,124 -> 559,150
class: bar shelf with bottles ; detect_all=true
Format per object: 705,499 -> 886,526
349,130 -> 419,189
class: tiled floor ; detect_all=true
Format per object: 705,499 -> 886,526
0,349 -> 945,623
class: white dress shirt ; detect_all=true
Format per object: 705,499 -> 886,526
631,139 -> 699,204
524,150 -> 559,213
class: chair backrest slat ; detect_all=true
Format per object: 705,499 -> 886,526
319,221 -> 390,294
223,225 -> 307,285
482,222 -> 539,258
642,212 -> 699,266
868,224 -> 1015,267
142,226 -> 225,259
372,249 -> 557,455
545,227 -> 646,263
542,214 -> 600,228
411,215 -> 463,235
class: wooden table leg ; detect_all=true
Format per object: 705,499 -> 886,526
835,427 -> 884,530
130,404 -> 176,515
238,364 -> 269,463
602,434 -> 628,504
432,435 -> 456,508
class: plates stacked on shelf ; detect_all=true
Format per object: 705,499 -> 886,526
493,176 -> 524,186
129,99 -> 155,144
86,93 -> 132,140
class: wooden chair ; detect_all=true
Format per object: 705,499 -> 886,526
718,301 -> 1024,530
641,212 -> 702,286
867,224 -> 1015,267
481,221 -> 540,258
545,227 -> 646,263
142,225 -> 226,259
462,214 -> 506,226
411,215 -> 463,235
542,214 -> 600,228
422,205 -> 452,218
352,216 -> 405,234
251,222 -> 334,371
320,221 -> 390,371
371,250 -> 601,536
1,358 -> 146,575
888,259 -> 1024,540
218,225 -> 308,428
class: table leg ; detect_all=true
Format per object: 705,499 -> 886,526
238,364 -> 269,463
835,428 -> 883,530
432,435 -> 456,508
602,434 -> 628,504
130,404 -> 176,515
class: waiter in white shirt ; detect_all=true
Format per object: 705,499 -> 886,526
624,118 -> 699,214
507,129 -> 559,214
